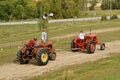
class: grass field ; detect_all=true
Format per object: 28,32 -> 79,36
0,19 -> 120,44
28,53 -> 120,80
0,46 -> 17,65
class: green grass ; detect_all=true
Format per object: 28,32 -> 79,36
98,30 -> 120,42
0,19 -> 120,44
27,53 -> 120,80
0,46 -> 17,65
0,24 -> 41,43
48,19 -> 120,37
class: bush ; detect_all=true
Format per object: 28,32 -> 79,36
110,15 -> 118,20
101,15 -> 107,21
101,3 -> 108,10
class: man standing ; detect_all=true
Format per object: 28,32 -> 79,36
41,32 -> 47,42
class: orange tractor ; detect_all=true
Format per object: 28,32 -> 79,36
17,41 -> 56,65
71,33 -> 105,53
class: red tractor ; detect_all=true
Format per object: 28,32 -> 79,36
17,41 -> 56,65
71,33 -> 105,53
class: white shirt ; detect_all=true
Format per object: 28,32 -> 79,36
41,32 -> 47,42
79,33 -> 86,39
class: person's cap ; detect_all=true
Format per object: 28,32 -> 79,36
34,37 -> 37,41
80,30 -> 83,32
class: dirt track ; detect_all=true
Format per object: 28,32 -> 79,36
0,40 -> 120,80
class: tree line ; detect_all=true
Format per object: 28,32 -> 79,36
0,0 -> 88,21
0,0 -> 37,21
0,0 -> 120,21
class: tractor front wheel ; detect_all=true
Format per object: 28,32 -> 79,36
36,48 -> 49,66
17,50 -> 29,64
49,52 -> 56,61
86,40 -> 96,54
100,43 -> 105,50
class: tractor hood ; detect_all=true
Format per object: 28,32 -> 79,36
86,34 -> 97,38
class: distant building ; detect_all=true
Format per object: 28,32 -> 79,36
85,2 -> 102,8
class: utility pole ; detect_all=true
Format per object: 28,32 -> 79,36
21,12 -> 24,46
9,15 -> 12,48
9,26 -> 12,48
110,0 -> 112,17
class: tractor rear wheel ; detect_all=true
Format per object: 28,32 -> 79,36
17,50 -> 29,64
36,48 -> 49,66
49,52 -> 56,61
71,40 -> 78,51
86,40 -> 96,54
100,43 -> 105,50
